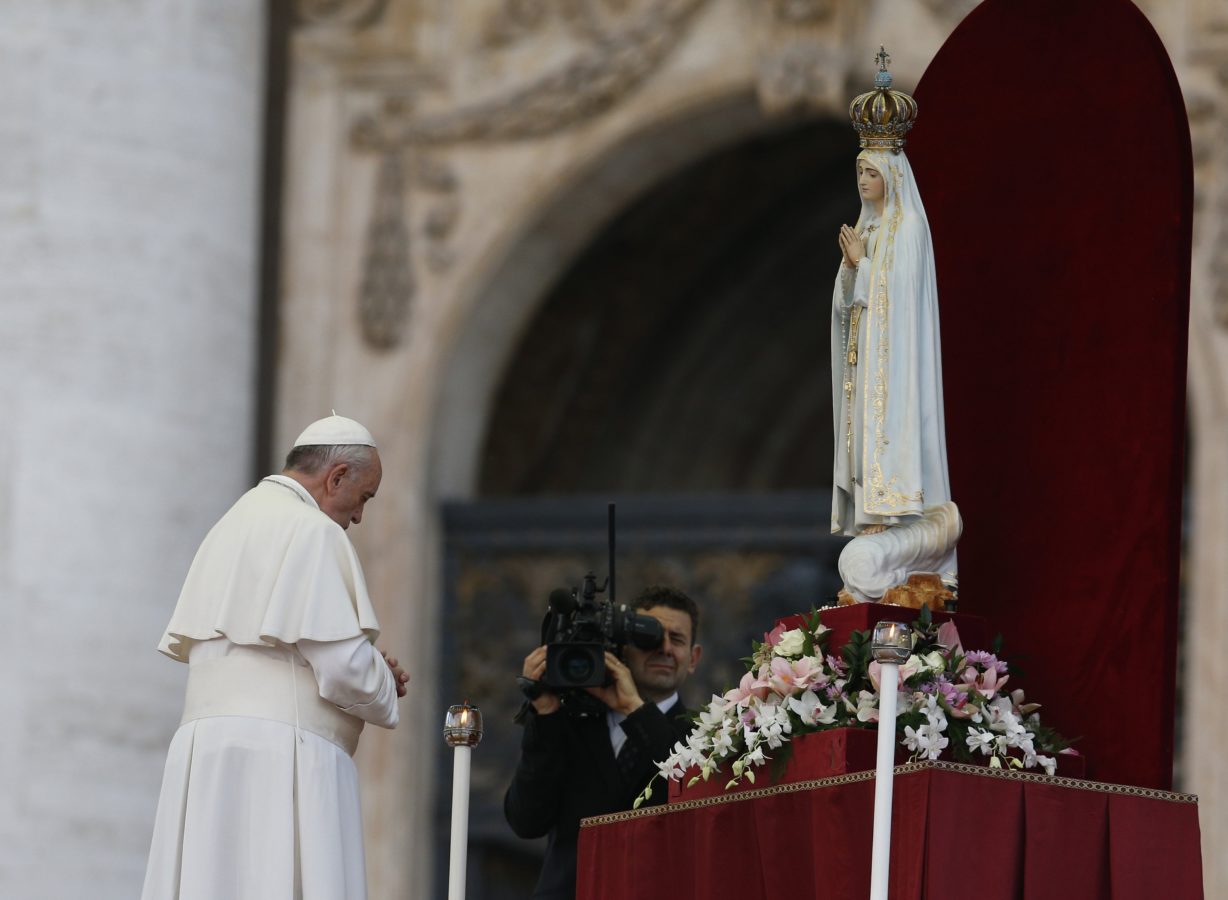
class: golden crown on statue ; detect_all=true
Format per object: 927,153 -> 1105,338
849,47 -> 918,153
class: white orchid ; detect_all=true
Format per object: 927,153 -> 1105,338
985,695 -> 1015,726
711,726 -> 735,757
923,730 -> 949,759
788,689 -> 837,727
965,728 -> 995,756
903,722 -> 949,760
855,689 -> 880,723
903,724 -> 925,754
656,754 -> 687,782
751,702 -> 792,749
898,696 -> 952,761
685,729 -> 712,755
698,696 -> 732,729
922,696 -> 948,732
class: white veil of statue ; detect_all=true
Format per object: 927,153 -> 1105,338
830,147 -> 952,539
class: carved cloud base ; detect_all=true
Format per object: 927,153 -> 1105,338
838,501 -> 962,603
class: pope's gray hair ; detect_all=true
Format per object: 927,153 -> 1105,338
284,444 -> 376,476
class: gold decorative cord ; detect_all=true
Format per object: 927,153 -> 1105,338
579,760 -> 1198,828
844,305 -> 862,465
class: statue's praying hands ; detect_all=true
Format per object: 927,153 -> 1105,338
838,224 -> 866,267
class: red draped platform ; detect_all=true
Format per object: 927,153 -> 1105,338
578,763 -> 1203,900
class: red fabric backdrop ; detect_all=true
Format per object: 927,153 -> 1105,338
906,0 -> 1192,790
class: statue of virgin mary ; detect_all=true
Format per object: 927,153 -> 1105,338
831,49 -> 960,601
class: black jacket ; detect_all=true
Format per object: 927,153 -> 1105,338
503,700 -> 693,899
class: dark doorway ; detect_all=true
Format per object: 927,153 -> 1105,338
480,117 -> 858,495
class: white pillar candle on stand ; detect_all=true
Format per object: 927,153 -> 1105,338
868,621 -> 912,900
443,703 -> 484,900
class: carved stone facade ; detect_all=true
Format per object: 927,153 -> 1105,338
274,1 -> 1228,896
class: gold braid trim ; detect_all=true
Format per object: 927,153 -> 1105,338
579,760 -> 1198,828
909,760 -> 1198,803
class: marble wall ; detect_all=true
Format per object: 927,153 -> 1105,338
0,2 -> 264,896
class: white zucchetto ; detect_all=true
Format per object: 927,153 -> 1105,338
293,414 -> 377,449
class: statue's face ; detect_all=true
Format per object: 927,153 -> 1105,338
857,161 -> 885,204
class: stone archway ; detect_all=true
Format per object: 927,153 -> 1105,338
426,91 -> 774,501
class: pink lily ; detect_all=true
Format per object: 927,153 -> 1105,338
961,663 -> 1009,699
767,656 -> 824,697
763,622 -> 787,648
724,669 -> 770,706
937,620 -> 964,656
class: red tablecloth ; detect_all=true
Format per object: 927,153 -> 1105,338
578,761 -> 1203,900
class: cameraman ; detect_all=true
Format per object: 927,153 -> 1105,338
504,586 -> 703,899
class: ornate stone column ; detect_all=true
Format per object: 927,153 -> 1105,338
0,2 -> 265,897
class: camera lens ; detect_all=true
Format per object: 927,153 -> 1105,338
558,648 -> 596,684
625,611 -> 664,650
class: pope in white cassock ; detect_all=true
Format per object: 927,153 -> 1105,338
142,415 -> 409,900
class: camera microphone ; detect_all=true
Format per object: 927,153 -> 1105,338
548,589 -> 577,615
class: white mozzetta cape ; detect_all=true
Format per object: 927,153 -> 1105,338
158,477 -> 381,662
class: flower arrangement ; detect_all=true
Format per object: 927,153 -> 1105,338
637,608 -> 1073,806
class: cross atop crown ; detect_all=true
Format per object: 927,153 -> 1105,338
849,46 -> 917,153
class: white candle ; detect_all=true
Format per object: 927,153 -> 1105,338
869,660 -> 900,900
443,703 -> 483,900
868,620 -> 911,900
448,745 -> 473,900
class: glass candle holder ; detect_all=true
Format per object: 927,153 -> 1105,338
443,703 -> 484,748
871,620 -> 912,664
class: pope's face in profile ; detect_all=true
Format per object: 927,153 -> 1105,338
857,161 -> 885,205
622,605 -> 702,703
320,451 -> 383,530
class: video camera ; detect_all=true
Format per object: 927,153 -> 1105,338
525,503 -> 665,715
541,573 -> 664,690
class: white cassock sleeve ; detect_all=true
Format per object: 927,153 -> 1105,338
299,636 -> 400,729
